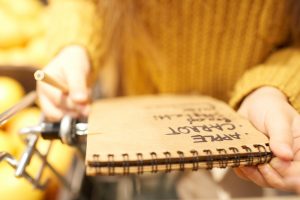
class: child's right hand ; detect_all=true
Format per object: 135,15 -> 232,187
37,45 -> 91,121
234,86 -> 300,192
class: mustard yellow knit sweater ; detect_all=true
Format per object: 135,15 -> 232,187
45,0 -> 300,112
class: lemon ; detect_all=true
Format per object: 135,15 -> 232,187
5,107 -> 41,153
0,129 -> 18,156
0,164 -> 45,200
0,77 -> 25,114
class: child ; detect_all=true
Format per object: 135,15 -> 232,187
38,0 -> 300,195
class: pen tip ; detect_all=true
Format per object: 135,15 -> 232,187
34,70 -> 45,81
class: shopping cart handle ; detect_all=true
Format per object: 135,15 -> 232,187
20,115 -> 88,146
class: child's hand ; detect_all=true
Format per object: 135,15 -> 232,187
234,86 -> 300,192
37,45 -> 91,121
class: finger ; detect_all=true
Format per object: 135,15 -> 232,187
43,64 -> 66,87
292,115 -> 300,156
239,166 -> 269,188
285,177 -> 300,194
257,163 -> 288,191
233,168 -> 250,181
271,157 -> 300,178
38,81 -> 78,109
64,64 -> 90,104
38,82 -> 89,117
265,108 -> 294,160
39,94 -> 64,121
67,75 -> 90,104
59,93 -> 90,116
43,57 -> 90,104
80,104 -> 90,117
269,157 -> 292,177
39,94 -> 80,121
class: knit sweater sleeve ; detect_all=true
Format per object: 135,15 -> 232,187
45,0 -> 102,75
229,48 -> 300,112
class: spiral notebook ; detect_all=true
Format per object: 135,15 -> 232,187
86,95 -> 273,175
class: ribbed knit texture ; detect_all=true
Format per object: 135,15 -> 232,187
230,48 -> 300,111
46,0 -> 300,112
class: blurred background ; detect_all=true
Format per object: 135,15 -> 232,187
0,0 -> 47,68
0,1 -> 299,200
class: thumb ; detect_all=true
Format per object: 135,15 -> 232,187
65,66 -> 90,104
265,109 -> 294,161
56,45 -> 91,104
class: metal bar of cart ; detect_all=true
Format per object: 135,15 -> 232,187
0,91 -> 77,196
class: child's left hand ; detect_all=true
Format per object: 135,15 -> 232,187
233,86 -> 300,192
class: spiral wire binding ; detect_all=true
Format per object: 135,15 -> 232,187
229,147 -> 240,167
107,154 -> 115,175
150,152 -> 158,173
89,144 -> 272,175
177,151 -> 185,171
203,149 -> 214,169
253,144 -> 271,164
164,152 -> 172,173
217,149 -> 228,168
190,150 -> 200,171
122,154 -> 130,175
242,145 -> 254,166
93,154 -> 100,174
137,153 -> 144,174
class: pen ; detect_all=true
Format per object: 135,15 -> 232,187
34,70 -> 68,93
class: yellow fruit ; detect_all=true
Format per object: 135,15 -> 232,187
6,107 -> 41,154
0,131 -> 42,200
0,10 -> 26,48
36,139 -> 75,176
6,107 -> 74,173
0,129 -> 18,156
2,0 -> 43,18
27,138 -> 75,200
0,163 -> 45,200
0,77 -> 25,114
27,36 -> 47,67
0,37 -> 46,67
6,107 -> 41,134
0,0 -> 44,48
